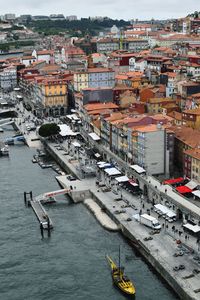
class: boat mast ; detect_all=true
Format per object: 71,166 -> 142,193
119,245 -> 121,271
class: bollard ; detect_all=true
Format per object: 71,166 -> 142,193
24,192 -> 27,206
30,191 -> 33,201
40,222 -> 44,239
47,216 -> 51,237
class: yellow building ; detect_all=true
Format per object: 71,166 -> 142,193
73,72 -> 89,92
182,108 -> 200,129
41,79 -> 68,116
147,98 -> 174,114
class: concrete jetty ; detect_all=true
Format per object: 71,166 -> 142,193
30,200 -> 53,229
84,198 -> 119,231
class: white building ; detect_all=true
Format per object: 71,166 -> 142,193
134,124 -> 168,175
186,64 -> 200,78
0,66 -> 17,90
32,50 -> 53,64
66,15 -> 77,21
0,32 -> 7,42
4,13 -> 15,21
129,57 -> 147,72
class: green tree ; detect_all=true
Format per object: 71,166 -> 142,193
38,123 -> 60,138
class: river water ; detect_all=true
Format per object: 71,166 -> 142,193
0,128 -> 179,300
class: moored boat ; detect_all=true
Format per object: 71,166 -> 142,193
0,141 -> 9,156
106,247 -> 135,297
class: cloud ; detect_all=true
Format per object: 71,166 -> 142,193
1,0 -> 199,20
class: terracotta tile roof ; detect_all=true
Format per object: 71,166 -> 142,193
126,71 -> 144,77
37,50 -> 54,55
22,56 -> 35,60
110,51 -> 137,58
183,108 -> 200,115
104,112 -> 124,121
136,124 -> 163,133
87,67 -> 113,73
162,72 -> 177,78
191,93 -> 200,97
167,111 -> 182,121
40,64 -> 61,72
88,109 -> 112,115
148,97 -> 172,104
169,125 -> 200,148
116,74 -> 128,80
84,102 -> 118,111
184,148 -> 200,160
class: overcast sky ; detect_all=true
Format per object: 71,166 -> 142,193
1,0 -> 199,20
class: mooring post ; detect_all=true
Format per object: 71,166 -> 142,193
24,192 -> 27,206
40,222 -> 44,239
30,191 -> 33,201
47,216 -> 51,237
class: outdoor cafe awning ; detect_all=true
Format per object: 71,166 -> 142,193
88,132 -> 101,141
176,186 -> 192,194
185,180 -> 199,190
154,204 -> 176,218
98,163 -> 112,169
163,177 -> 184,185
130,164 -> 146,174
192,190 -> 200,198
115,175 -> 129,183
183,223 -> 200,233
129,180 -> 139,187
72,141 -> 81,148
104,168 -> 121,176
97,161 -> 106,165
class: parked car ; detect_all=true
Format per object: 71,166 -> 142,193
67,175 -> 76,181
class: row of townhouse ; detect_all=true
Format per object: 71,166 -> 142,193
80,102 -> 174,176
96,38 -> 149,54
80,102 -> 200,178
19,70 -> 69,116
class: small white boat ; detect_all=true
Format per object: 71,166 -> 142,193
0,127 -> 4,133
0,144 -> 9,156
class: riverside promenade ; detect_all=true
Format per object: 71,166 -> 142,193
55,173 -> 200,300
38,136 -> 200,300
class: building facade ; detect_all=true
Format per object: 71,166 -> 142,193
73,68 -> 115,92
0,66 -> 17,90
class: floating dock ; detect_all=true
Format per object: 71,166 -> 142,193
30,200 -> 53,229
